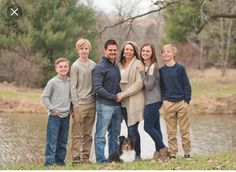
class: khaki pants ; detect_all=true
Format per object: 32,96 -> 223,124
162,100 -> 191,156
71,103 -> 96,162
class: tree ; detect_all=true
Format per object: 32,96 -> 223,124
97,0 -> 236,74
0,0 -> 99,86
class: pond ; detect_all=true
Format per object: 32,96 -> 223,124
0,112 -> 235,166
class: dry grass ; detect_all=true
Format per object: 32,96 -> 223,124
0,68 -> 236,114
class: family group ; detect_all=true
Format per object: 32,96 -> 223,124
41,38 -> 192,166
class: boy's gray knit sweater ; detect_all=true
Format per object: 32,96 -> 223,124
140,64 -> 161,105
42,75 -> 71,118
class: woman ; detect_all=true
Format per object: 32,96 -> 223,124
138,43 -> 170,161
118,41 -> 145,160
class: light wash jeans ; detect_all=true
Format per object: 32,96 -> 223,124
94,101 -> 121,163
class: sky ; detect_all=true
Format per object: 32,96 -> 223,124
80,0 -> 156,15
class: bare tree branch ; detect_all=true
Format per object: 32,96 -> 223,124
99,0 -> 178,37
1,45 -> 36,64
196,14 -> 236,34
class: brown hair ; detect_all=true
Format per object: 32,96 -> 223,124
119,41 -> 139,64
55,57 -> 69,67
140,43 -> 160,79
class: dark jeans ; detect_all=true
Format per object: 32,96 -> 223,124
45,115 -> 70,166
144,102 -> 165,151
121,107 -> 141,157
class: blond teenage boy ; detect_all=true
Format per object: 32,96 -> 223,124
70,38 -> 96,165
160,44 -> 192,160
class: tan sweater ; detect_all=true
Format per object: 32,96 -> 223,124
119,58 -> 145,126
70,59 -> 96,108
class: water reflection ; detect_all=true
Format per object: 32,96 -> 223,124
0,113 -> 235,166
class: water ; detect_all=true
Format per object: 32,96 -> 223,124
0,113 -> 235,166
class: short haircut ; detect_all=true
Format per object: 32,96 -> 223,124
55,57 -> 69,66
104,39 -> 117,49
162,44 -> 177,57
75,38 -> 91,50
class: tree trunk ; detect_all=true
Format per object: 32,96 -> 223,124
222,20 -> 233,76
219,18 -> 225,77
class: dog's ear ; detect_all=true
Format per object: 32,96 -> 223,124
119,136 -> 125,143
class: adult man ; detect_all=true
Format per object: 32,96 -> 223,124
92,39 -> 121,163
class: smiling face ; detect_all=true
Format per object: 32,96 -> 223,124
141,45 -> 152,62
161,44 -> 177,62
123,43 -> 135,61
75,39 -> 91,59
55,61 -> 69,78
104,44 -> 118,62
77,45 -> 90,59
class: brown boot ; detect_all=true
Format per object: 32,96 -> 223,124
159,147 -> 170,161
153,151 -> 160,160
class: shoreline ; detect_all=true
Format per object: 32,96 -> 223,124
1,93 -> 236,115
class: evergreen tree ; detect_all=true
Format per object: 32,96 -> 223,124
0,0 -> 98,86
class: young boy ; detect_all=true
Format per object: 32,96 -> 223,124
70,38 -> 96,165
42,57 -> 71,166
160,44 -> 192,160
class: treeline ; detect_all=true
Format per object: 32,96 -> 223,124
162,0 -> 236,76
0,0 -> 236,87
0,0 -> 98,87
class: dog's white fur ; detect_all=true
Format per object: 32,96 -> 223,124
119,150 -> 136,163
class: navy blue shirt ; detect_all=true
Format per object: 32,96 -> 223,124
160,63 -> 191,104
92,57 -> 121,106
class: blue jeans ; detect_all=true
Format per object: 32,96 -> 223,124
95,102 -> 121,163
45,115 -> 70,166
121,107 -> 141,157
144,102 -> 165,151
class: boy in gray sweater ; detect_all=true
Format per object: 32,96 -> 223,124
42,57 -> 71,166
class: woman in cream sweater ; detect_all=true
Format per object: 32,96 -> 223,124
117,41 -> 145,160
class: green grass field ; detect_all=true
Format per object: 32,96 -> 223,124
1,152 -> 235,170
191,78 -> 236,96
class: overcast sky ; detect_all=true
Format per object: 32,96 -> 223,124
81,0 -> 156,15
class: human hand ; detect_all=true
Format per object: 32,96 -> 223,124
50,109 -> 60,116
116,92 -> 123,102
137,61 -> 145,71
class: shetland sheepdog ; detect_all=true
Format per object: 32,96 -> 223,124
119,136 -> 136,163
108,136 -> 136,163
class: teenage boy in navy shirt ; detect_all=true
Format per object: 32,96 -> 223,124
160,44 -> 192,160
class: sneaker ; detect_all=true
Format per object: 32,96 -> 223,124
72,161 -> 82,166
184,154 -> 192,160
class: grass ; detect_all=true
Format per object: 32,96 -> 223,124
0,86 -> 41,101
191,78 -> 236,96
1,152 -> 235,170
189,68 -> 236,96
1,68 -> 236,100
